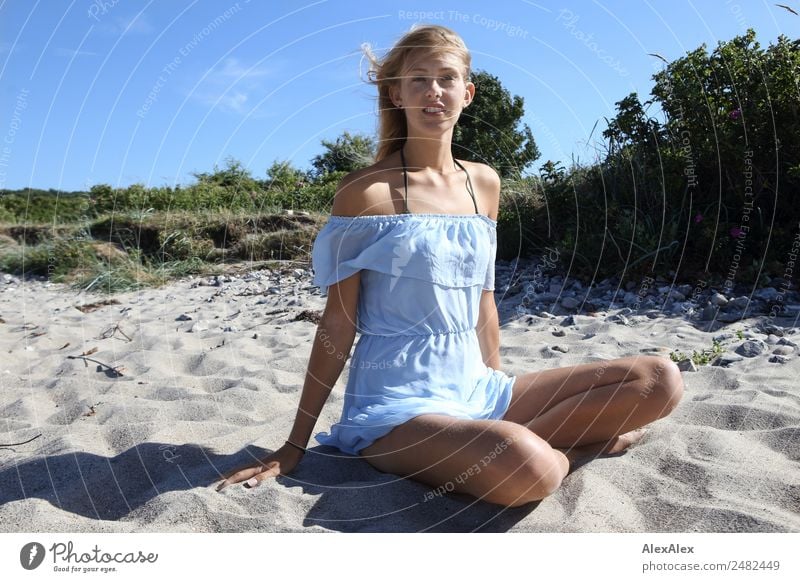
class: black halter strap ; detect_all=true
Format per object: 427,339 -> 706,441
399,146 -> 479,215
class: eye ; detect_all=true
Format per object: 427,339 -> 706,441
412,76 -> 426,82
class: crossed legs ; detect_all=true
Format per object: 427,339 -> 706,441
358,356 -> 684,508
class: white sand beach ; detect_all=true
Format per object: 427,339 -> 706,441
1,263 -> 798,533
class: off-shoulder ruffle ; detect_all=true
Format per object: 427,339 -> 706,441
311,214 -> 497,294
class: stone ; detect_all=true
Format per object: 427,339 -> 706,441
777,337 -> 798,348
757,323 -> 785,336
560,315 -> 576,327
176,313 -> 193,321
713,353 -> 744,367
702,306 -> 718,321
677,359 -> 698,372
710,293 -> 728,306
607,314 -> 629,325
769,355 -> 790,364
728,296 -> 750,310
552,329 -> 566,337
668,290 -> 686,301
190,320 -> 210,332
772,345 -> 794,356
717,311 -> 744,323
754,287 -> 779,302
551,345 -> 570,353
735,340 -> 768,357
561,297 -> 580,309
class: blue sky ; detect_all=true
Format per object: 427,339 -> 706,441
0,0 -> 797,192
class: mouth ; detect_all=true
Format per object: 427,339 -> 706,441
422,106 -> 447,116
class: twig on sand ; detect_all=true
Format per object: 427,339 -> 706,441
0,433 -> 42,448
99,322 -> 132,342
67,349 -> 126,377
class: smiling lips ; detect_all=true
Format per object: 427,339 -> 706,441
422,105 -> 446,115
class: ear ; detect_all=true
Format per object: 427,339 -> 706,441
463,80 -> 475,108
389,84 -> 402,107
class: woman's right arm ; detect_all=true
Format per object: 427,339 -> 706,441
217,173 -> 367,491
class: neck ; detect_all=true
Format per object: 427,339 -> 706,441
401,135 -> 457,174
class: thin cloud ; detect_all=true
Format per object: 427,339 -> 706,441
206,90 -> 249,114
54,47 -> 99,57
216,57 -> 275,81
93,14 -> 155,36
187,58 -> 281,115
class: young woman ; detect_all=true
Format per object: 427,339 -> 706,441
217,25 -> 684,507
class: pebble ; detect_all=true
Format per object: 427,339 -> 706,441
176,314 -> 193,321
717,311 -> 744,323
777,338 -> 798,348
772,345 -> 794,356
727,296 -> 750,310
607,314 -> 629,325
758,323 -> 785,336
754,287 -> 779,301
701,306 -> 718,321
735,340 -> 768,357
769,355 -> 790,364
552,329 -> 566,337
641,347 -> 671,354
677,359 -> 699,372
561,297 -> 580,309
560,315 -> 576,327
551,345 -> 570,353
710,293 -> 728,306
190,320 -> 210,332
713,353 -> 744,367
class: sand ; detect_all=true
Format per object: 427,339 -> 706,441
1,266 -> 798,533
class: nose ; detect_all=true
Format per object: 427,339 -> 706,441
425,78 -> 442,99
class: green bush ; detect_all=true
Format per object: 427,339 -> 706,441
535,29 -> 800,284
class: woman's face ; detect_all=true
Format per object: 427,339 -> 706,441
391,51 -> 474,132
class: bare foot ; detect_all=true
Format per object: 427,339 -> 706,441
555,428 -> 648,469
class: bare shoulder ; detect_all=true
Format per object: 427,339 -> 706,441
330,159 -> 396,217
459,161 -> 501,220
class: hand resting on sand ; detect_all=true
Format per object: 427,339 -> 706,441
216,443 -> 304,491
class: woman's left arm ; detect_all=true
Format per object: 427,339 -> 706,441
476,290 -> 501,369
475,162 -> 502,370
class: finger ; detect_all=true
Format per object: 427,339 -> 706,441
216,466 -> 264,492
219,462 -> 262,481
245,464 -> 282,488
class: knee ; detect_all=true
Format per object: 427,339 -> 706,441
484,429 -> 567,507
640,357 -> 684,418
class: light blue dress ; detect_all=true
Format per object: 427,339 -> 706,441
310,212 -> 517,456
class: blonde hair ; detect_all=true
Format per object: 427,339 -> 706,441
361,24 -> 472,162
